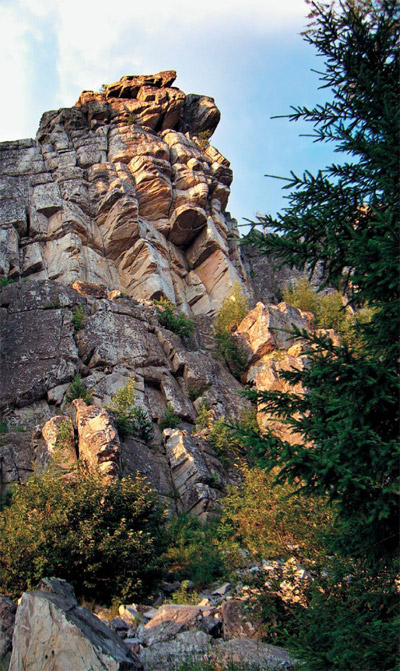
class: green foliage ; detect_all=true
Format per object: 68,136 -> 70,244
206,410 -> 258,465
107,378 -> 153,442
214,332 -> 248,379
65,375 -> 92,405
242,1 -> 399,667
127,111 -> 138,125
286,558 -> 399,671
167,580 -> 200,606
163,514 -> 225,588
159,404 -> 181,431
283,278 -> 351,336
196,129 -> 213,150
72,305 -> 86,332
214,283 -> 249,378
0,468 -> 167,603
154,297 -> 195,340
219,464 -> 331,566
214,282 -> 249,336
195,401 -> 211,430
187,383 -> 211,401
0,421 -> 7,434
0,278 -> 13,288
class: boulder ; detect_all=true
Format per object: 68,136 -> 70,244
73,399 -> 121,482
9,578 -> 143,671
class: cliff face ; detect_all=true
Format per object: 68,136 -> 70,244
0,73 -> 312,519
0,71 -> 245,315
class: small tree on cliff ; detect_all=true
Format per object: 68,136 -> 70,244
242,1 -> 399,668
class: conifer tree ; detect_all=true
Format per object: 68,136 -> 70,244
242,2 -> 399,667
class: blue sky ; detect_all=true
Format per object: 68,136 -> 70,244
0,0 -> 338,229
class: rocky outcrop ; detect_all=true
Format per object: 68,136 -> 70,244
235,301 -> 312,441
0,71 -> 247,316
164,430 -> 224,518
73,399 -> 121,482
9,578 -> 143,671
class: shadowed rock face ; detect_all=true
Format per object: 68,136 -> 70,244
0,71 -> 246,316
9,578 -> 143,671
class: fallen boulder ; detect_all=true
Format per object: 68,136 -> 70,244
9,577 -> 143,671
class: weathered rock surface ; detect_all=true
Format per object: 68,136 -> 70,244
9,578 -> 143,671
165,430 -> 224,518
0,597 -> 16,669
73,399 -> 121,482
0,72 -> 247,316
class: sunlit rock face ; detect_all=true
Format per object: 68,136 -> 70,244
0,71 -> 247,315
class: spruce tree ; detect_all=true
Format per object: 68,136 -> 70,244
242,2 -> 399,667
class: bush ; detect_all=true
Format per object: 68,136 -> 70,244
163,514 -> 225,588
207,410 -> 258,465
0,468 -> 167,603
72,306 -> 86,332
0,278 -> 14,289
195,129 -> 213,150
214,282 -> 249,336
219,464 -> 331,565
65,375 -> 92,405
159,404 -> 181,431
214,283 -> 249,378
107,378 -> 153,443
154,298 -> 195,340
283,278 -> 350,335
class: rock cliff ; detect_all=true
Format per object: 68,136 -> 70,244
0,72 -> 312,519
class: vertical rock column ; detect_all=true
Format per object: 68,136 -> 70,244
73,399 -> 121,482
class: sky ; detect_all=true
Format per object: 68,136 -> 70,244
0,0 -> 338,229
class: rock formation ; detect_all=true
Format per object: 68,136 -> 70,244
0,71 -> 246,316
0,71 -> 314,516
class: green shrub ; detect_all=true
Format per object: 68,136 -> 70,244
195,401 -> 211,430
159,404 -> 181,431
214,332 -> 248,379
107,378 -> 153,442
0,278 -> 14,289
163,514 -> 225,588
219,463 -> 331,565
72,306 -> 86,332
285,559 -> 399,671
214,283 -> 249,378
196,129 -> 213,150
0,421 -> 7,434
214,282 -> 249,336
168,580 -> 200,606
0,468 -> 167,603
65,375 -> 92,405
188,383 -> 211,401
283,278 -> 350,336
154,297 -> 195,340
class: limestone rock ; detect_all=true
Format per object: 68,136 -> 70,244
73,399 -> 120,482
9,578 -> 142,671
